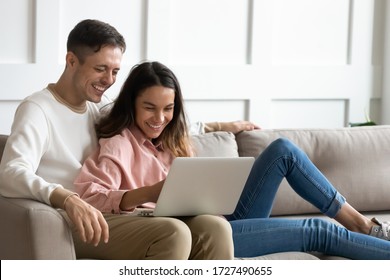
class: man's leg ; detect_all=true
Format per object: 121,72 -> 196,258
63,213 -> 192,260
181,215 -> 234,260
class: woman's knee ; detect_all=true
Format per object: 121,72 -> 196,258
270,138 -> 295,151
266,138 -> 301,157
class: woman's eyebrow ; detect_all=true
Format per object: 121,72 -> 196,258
142,101 -> 156,106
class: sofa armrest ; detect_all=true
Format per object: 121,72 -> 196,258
0,196 -> 76,259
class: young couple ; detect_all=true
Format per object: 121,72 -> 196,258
0,19 -> 389,260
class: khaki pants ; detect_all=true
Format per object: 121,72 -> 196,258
63,212 -> 234,260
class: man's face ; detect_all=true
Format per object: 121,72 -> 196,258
71,45 -> 123,105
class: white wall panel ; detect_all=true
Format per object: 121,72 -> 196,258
0,0 -> 34,63
247,0 -> 379,128
270,0 -> 350,65
58,0 -> 144,66
349,0 -> 375,66
185,100 -> 248,123
0,0 -> 387,134
169,0 -> 249,65
270,99 -> 347,128
380,0 -> 390,124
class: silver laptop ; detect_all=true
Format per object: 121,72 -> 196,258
132,157 -> 254,217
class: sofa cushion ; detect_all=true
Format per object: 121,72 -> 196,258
191,131 -> 238,157
235,126 -> 390,216
237,251 -> 320,260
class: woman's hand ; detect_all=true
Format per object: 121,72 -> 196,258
120,180 -> 165,211
147,180 -> 165,203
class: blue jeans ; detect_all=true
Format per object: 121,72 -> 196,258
225,138 -> 390,259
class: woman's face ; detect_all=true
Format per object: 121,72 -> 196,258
135,85 -> 175,140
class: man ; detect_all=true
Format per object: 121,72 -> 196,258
0,19 -> 237,259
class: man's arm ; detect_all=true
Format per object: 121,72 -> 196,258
0,100 -> 108,246
0,101 -> 58,203
204,121 -> 260,134
50,187 -> 109,246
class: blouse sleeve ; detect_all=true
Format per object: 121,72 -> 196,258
74,138 -> 129,213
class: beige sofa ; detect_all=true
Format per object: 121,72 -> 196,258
1,125 -> 390,260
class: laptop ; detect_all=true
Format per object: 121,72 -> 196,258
126,157 -> 254,217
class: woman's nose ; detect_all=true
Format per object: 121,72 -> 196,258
154,111 -> 164,122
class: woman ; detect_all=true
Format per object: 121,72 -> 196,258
73,61 -> 233,260
75,61 -> 390,259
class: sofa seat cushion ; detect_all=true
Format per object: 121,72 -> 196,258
237,251 -> 320,260
235,126 -> 390,216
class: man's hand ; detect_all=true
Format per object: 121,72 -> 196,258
64,194 -> 109,247
205,120 -> 260,134
220,121 -> 260,134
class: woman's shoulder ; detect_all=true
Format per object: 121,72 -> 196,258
99,128 -> 134,145
98,128 -> 134,156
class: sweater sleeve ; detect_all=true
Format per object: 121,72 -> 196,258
0,101 -> 62,205
189,121 -> 206,135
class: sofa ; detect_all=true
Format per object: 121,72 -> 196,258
1,125 -> 390,260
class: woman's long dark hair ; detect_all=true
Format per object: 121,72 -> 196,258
96,61 -> 192,157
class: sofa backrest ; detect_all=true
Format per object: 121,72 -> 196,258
235,125 -> 390,216
0,135 -> 8,161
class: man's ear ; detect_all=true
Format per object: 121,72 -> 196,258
65,52 -> 77,67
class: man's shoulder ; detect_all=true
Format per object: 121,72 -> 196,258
14,88 -> 53,115
22,87 -> 53,106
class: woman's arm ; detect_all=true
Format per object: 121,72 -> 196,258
74,134 -> 166,214
119,180 -> 164,211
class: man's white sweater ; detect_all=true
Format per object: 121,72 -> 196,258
0,87 -> 110,205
